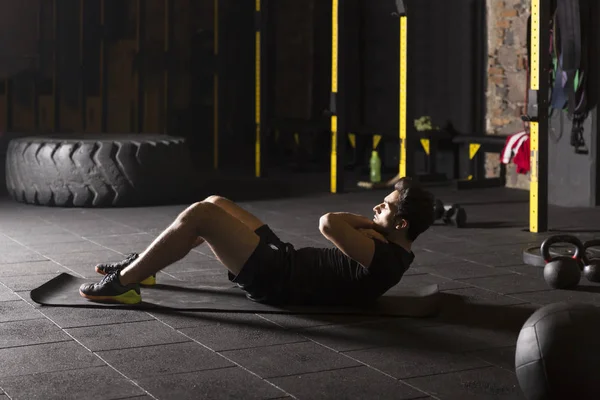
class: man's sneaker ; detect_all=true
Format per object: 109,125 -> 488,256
79,271 -> 141,305
95,253 -> 156,286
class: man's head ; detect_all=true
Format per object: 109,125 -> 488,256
372,177 -> 435,241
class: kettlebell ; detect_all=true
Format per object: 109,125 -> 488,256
540,235 -> 584,289
583,239 -> 600,283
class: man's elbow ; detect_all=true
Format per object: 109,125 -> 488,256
319,213 -> 334,233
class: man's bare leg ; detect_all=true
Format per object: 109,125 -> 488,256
118,200 -> 261,285
80,196 -> 268,304
189,195 -> 265,250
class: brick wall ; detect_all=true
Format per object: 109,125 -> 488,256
486,0 -> 530,189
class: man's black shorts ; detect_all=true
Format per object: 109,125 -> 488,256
227,224 -> 294,303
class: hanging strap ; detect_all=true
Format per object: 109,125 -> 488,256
555,0 -> 581,117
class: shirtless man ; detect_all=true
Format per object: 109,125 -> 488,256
79,177 -> 435,306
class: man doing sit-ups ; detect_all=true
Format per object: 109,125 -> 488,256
80,177 -> 435,306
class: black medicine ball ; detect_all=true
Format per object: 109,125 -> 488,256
515,302 -> 600,400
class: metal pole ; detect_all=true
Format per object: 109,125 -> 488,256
100,0 -> 107,132
255,0 -> 263,177
330,0 -> 339,193
528,0 -> 549,232
213,0 -> 219,169
164,0 -> 172,133
53,0 -> 60,132
80,0 -> 86,131
399,13 -> 407,179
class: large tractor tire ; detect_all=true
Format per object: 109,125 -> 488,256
5,134 -> 196,207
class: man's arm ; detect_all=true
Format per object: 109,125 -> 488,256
318,213 -> 378,268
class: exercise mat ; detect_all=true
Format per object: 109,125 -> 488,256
30,273 -> 441,317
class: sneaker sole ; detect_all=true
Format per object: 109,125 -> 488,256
95,266 -> 156,286
79,289 -> 142,305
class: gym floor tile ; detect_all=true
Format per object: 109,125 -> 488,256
511,287 -> 600,306
460,273 -> 551,295
0,244 -> 35,254
403,366 -> 525,399
457,252 -> 525,268
221,341 -> 360,378
394,273 -> 472,292
0,224 -> 68,237
65,320 -> 191,352
40,306 -> 154,329
345,345 -> 488,380
7,232 -> 84,245
421,241 -> 495,256
417,261 -> 512,280
269,365 -> 428,400
0,341 -> 105,378
411,250 -> 463,267
468,346 -> 517,372
259,313 -> 383,330
27,240 -> 108,255
0,260 -> 68,277
0,285 -> 18,302
48,221 -> 142,236
506,264 -> 544,277
0,318 -> 71,349
0,251 -> 48,264
85,232 -> 156,246
438,287 -> 528,306
301,318 -> 441,352
415,323 -> 520,353
104,243 -> 152,255
136,366 -> 287,400
0,273 -> 64,292
0,366 -> 145,400
179,314 -> 306,352
149,310 -> 261,329
48,249 -> 126,267
97,341 -> 232,379
0,300 -> 42,323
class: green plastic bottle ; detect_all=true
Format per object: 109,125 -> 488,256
370,150 -> 381,183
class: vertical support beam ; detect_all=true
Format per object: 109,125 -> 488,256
134,0 -> 146,133
330,0 -> 340,193
528,0 -> 549,232
100,0 -> 107,132
163,0 -> 172,133
79,0 -> 86,131
34,0 -> 42,130
254,0 -> 264,177
53,0 -> 60,132
213,0 -> 219,169
399,14 -> 408,178
4,79 -> 10,132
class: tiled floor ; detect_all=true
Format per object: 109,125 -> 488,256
0,185 -> 599,399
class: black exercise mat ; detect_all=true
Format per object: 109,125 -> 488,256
30,273 -> 441,317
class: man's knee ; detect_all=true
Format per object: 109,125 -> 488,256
204,195 -> 229,205
178,201 -> 219,225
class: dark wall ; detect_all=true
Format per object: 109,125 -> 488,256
548,0 -> 600,207
214,0 -> 255,171
0,0 -> 39,79
406,0 -> 486,136
340,0 -> 485,137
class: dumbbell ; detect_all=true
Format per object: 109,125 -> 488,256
434,199 -> 467,228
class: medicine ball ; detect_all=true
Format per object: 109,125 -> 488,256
515,302 -> 600,400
